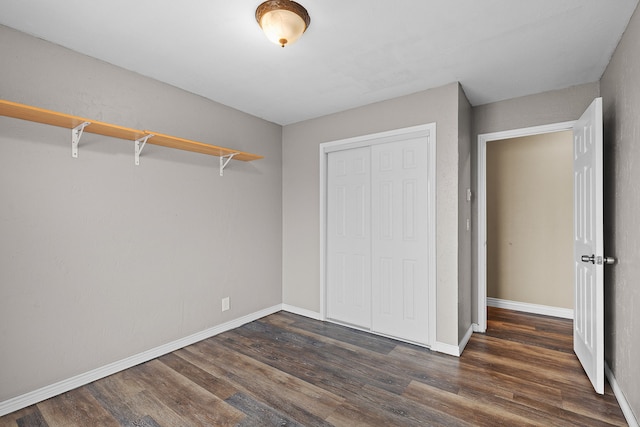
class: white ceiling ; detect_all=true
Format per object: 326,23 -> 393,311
0,0 -> 638,125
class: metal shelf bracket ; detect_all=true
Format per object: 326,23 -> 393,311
71,122 -> 91,158
220,153 -> 238,176
135,134 -> 153,165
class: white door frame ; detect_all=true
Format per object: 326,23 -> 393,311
476,121 -> 575,332
320,123 -> 437,346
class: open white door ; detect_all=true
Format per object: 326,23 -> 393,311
573,97 -> 610,394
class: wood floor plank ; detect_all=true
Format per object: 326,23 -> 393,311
158,352 -> 238,400
180,339 -> 343,424
36,387 -> 120,427
466,331 -> 580,368
460,348 -> 600,407
487,308 -> 574,352
225,392 -> 305,427
85,379 -> 162,427
223,321 -> 412,395
461,363 -> 562,407
456,385 -> 601,427
561,394 -> 629,426
0,406 -> 49,427
486,323 -> 574,353
388,341 -> 565,408
119,390 -> 188,427
88,369 -> 189,427
324,384 -> 472,427
276,311 -> 398,354
125,359 -> 246,426
15,410 -> 49,427
404,380 -> 543,427
512,394 -> 624,427
264,314 -> 466,395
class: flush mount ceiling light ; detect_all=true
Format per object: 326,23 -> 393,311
256,0 -> 310,48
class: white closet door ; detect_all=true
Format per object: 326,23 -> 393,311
371,138 -> 430,344
326,147 -> 371,328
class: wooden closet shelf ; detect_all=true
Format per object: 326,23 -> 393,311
0,99 -> 263,162
0,100 -> 147,141
144,132 -> 262,161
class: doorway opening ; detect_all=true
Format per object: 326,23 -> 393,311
476,121 -> 576,332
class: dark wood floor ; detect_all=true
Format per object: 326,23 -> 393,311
0,308 -> 627,426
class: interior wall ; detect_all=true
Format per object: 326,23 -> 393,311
471,81 -> 600,322
282,82 -> 463,347
600,3 -> 640,421
0,25 -> 283,403
457,85 -> 473,341
486,132 -> 573,309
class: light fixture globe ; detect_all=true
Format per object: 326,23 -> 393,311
256,0 -> 310,47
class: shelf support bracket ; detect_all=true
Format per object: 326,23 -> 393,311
219,153 -> 238,176
135,134 -> 153,165
71,122 -> 91,158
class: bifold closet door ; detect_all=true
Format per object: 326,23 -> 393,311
371,138 -> 429,344
326,147 -> 372,328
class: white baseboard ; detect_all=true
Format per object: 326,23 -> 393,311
606,362 -> 639,427
431,341 -> 460,357
0,304 -> 282,417
281,304 -> 322,320
284,304 -> 474,359
472,323 -> 485,333
487,297 -> 574,319
459,324 -> 474,355
432,324 -> 474,357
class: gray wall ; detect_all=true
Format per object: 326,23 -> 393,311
457,86 -> 472,341
0,25 -> 282,402
282,82 -> 466,347
470,81 -> 600,322
600,3 -> 640,420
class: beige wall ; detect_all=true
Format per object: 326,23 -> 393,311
600,3 -> 640,420
486,132 -> 573,309
0,25 -> 283,402
283,82 -> 469,347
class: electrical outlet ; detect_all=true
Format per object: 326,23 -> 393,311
222,297 -> 230,312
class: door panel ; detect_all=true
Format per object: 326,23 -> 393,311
573,97 -> 604,394
326,147 -> 371,327
371,138 -> 430,344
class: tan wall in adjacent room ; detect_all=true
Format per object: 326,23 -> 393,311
486,131 -> 573,309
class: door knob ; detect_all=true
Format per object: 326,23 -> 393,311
581,254 -> 595,264
581,254 -> 616,265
